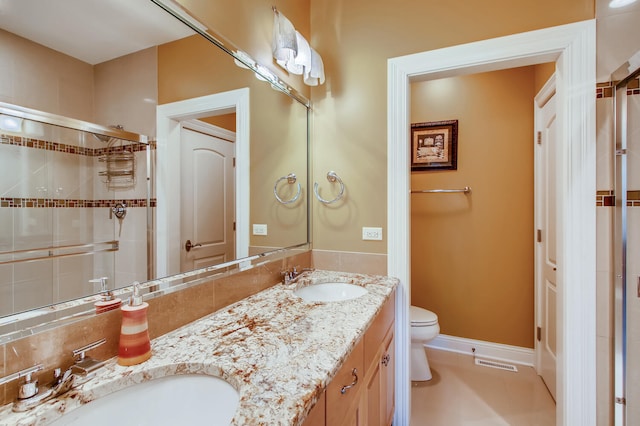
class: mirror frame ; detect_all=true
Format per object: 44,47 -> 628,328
0,0 -> 311,344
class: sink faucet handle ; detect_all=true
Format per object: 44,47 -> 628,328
72,338 -> 106,362
0,364 -> 44,400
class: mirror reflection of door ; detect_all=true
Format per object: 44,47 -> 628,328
180,120 -> 235,272
536,87 -> 558,401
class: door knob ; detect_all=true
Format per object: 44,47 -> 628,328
185,240 -> 202,252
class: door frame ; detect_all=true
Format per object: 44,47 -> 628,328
387,20 -> 596,426
156,88 -> 250,277
534,73 -> 557,394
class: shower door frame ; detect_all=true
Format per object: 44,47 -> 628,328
613,62 -> 640,426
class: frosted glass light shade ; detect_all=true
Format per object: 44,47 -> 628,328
609,0 -> 637,7
304,48 -> 325,86
272,12 -> 297,62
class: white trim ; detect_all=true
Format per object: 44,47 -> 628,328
534,74 -> 556,376
388,20 -> 596,426
181,119 -> 237,143
426,334 -> 535,367
156,88 -> 250,277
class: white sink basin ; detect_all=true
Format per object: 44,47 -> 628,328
50,374 -> 239,426
294,282 -> 367,302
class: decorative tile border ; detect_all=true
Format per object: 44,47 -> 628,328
596,190 -> 640,207
596,78 -> 640,98
596,190 -> 614,207
0,198 -> 156,208
0,134 -> 155,156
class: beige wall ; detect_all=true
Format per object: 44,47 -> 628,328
0,29 -> 94,121
410,67 -> 536,348
158,35 -> 308,250
177,0 -> 311,97
309,0 -> 593,254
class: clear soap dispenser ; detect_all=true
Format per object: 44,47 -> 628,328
90,277 -> 121,314
118,281 -> 151,366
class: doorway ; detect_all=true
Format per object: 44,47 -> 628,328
179,120 -> 236,272
156,88 -> 250,277
388,20 -> 596,426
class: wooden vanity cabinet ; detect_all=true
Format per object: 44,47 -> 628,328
303,292 -> 395,426
303,391 -> 326,426
364,293 -> 395,426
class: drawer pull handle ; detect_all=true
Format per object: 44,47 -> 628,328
340,368 -> 359,394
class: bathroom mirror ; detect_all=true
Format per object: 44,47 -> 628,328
0,0 -> 309,341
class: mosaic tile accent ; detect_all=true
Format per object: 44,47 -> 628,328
596,190 -> 640,207
596,79 -> 640,98
0,198 -> 156,208
596,82 -> 614,99
0,134 -> 155,156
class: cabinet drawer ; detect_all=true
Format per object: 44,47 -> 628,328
326,338 -> 364,426
364,291 -> 395,370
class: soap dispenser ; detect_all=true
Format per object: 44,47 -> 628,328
118,282 -> 151,366
91,277 -> 121,314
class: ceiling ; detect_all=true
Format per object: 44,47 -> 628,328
0,0 -> 193,65
596,0 -> 640,80
0,0 -> 637,79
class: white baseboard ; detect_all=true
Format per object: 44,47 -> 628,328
425,334 -> 535,367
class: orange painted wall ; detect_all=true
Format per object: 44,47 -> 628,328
410,67 -> 537,348
201,113 -> 237,133
309,0 -> 593,254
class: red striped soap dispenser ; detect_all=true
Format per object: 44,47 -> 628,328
118,282 -> 151,366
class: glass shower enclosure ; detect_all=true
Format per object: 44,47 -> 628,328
0,102 -> 152,332
613,57 -> 640,426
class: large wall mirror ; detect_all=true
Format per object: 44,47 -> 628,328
0,0 -> 310,341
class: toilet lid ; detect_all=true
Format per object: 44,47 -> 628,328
410,306 -> 438,325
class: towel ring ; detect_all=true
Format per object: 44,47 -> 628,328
274,173 -> 302,204
314,171 -> 345,204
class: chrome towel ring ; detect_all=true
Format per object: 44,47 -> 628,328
274,173 -> 302,204
314,171 -> 345,204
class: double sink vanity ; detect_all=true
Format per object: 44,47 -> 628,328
0,270 -> 397,426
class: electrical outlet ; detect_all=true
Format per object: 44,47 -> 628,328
362,227 -> 383,241
253,224 -> 268,235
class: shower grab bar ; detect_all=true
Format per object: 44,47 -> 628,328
411,186 -> 471,194
0,240 -> 119,265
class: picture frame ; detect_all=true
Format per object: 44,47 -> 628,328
410,120 -> 458,171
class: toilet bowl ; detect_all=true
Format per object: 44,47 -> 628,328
410,305 -> 440,381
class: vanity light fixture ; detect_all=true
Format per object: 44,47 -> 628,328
609,0 -> 637,8
272,6 -> 325,86
0,114 -> 23,132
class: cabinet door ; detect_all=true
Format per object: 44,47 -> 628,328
366,358 -> 382,426
302,391 -> 325,426
326,339 -> 364,426
382,332 -> 395,426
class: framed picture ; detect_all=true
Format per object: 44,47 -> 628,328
410,120 -> 458,171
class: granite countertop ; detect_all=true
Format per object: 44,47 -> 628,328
0,270 -> 398,426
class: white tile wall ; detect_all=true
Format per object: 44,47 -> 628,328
597,97 -> 614,190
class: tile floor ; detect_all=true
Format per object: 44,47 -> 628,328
411,348 -> 556,425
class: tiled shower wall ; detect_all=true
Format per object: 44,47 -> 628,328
0,122 -> 152,319
596,78 -> 640,425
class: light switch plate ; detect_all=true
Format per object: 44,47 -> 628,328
362,227 -> 383,240
253,224 -> 268,235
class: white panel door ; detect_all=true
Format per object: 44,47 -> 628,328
180,127 -> 235,272
536,89 -> 558,401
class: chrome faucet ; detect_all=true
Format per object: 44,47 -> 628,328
71,338 -> 107,376
281,267 -> 314,285
0,364 -> 75,412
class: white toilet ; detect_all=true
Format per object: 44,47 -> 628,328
410,305 -> 440,381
